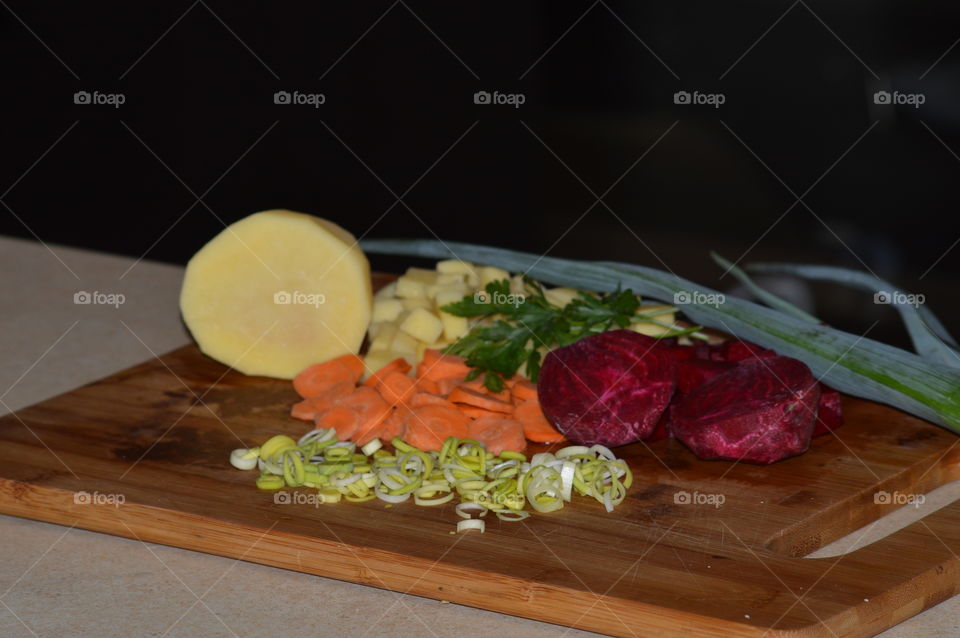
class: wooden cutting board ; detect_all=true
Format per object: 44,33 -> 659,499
2,276 -> 959,637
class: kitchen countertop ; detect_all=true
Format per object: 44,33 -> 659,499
1,234 -> 957,638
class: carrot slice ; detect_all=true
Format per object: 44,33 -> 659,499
362,357 -> 412,388
415,377 -> 441,395
335,387 -> 392,443
458,405 -> 506,420
356,406 -> 408,446
467,417 -> 527,455
437,377 -> 463,397
377,372 -> 417,407
511,379 -> 538,403
409,393 -> 457,409
314,406 -> 360,441
448,386 -> 514,414
293,354 -> 364,398
404,405 -> 470,451
514,400 -> 566,443
457,377 -> 513,403
417,349 -> 471,382
290,381 -> 355,420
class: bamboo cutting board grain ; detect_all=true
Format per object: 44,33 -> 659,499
1,275 -> 960,637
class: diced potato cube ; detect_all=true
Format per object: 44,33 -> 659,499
372,298 -> 404,323
369,324 -> 397,351
544,287 -> 580,308
396,276 -> 427,299
433,286 -> 469,309
478,266 -> 510,288
399,307 -> 444,343
391,330 -> 420,355
509,274 -> 526,295
436,259 -> 476,275
403,267 -> 439,284
436,273 -> 465,286
402,297 -> 433,311
374,281 -> 397,300
440,311 -> 469,341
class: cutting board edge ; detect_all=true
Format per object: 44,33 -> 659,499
0,476 -> 818,638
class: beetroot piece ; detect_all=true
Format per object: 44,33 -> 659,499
647,410 -> 673,442
538,330 -> 676,446
813,384 -> 844,437
676,359 -> 735,394
716,340 -> 777,363
670,356 -> 820,464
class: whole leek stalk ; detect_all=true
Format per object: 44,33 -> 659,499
361,239 -> 960,432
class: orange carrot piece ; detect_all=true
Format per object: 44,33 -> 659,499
458,405 -> 506,420
377,372 -> 417,406
356,406 -> 408,446
404,405 -> 470,451
415,377 -> 441,395
363,357 -> 412,388
409,392 -> 457,409
417,349 -> 471,382
437,377 -> 463,397
335,387 -> 392,443
511,379 -> 538,403
514,400 -> 566,443
314,406 -> 360,441
457,377 -> 512,402
467,417 -> 527,456
293,354 -> 365,398
448,386 -> 514,414
290,381 -> 355,420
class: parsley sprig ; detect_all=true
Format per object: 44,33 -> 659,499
440,278 -> 700,391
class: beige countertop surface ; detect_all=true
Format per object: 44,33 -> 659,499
0,234 -> 958,637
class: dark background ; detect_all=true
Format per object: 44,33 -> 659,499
3,1 -> 960,345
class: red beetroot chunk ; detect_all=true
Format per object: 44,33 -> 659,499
538,330 -> 676,446
671,356 -> 819,464
813,384 -> 844,437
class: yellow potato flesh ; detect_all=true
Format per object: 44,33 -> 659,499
180,210 -> 371,379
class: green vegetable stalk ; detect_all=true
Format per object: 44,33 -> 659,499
361,239 -> 960,433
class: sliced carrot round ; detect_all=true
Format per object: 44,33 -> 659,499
417,349 -> 471,382
448,386 -> 513,414
363,357 -> 412,388
293,354 -> 364,398
404,405 -> 470,451
467,417 -> 527,456
409,392 -> 457,409
511,379 -> 538,403
290,381 -> 355,420
335,387 -> 392,443
377,372 -> 417,406
514,400 -> 566,443
314,406 -> 360,441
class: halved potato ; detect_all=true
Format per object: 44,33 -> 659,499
180,210 -> 371,379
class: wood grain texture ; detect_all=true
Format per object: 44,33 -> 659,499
1,274 -> 959,637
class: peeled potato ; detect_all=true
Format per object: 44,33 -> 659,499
180,210 -> 372,379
